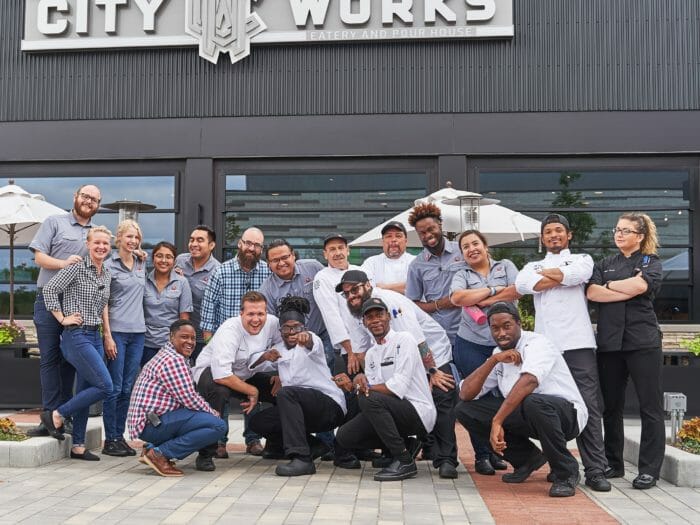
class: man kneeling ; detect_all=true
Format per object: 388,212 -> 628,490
336,298 -> 436,482
456,302 -> 588,497
127,320 -> 226,477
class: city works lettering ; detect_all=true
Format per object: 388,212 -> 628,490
22,0 -> 514,65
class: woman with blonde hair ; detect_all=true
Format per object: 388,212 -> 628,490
587,212 -> 665,490
102,219 -> 147,457
41,226 -> 114,460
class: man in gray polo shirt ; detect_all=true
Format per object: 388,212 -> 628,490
175,225 -> 221,363
28,184 -> 102,436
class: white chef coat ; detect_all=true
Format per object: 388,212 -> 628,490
515,249 -> 596,352
361,252 -> 416,286
365,329 -> 437,433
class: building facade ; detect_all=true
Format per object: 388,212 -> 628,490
1,0 -> 699,324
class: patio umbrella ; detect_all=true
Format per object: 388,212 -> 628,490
0,180 -> 66,322
350,187 -> 542,248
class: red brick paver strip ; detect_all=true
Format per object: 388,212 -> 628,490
456,425 -> 619,524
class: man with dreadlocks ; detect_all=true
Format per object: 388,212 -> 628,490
249,296 -> 349,477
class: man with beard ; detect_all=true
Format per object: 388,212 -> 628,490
405,203 -> 467,346
361,221 -> 415,295
27,184 -> 102,437
336,270 -> 460,479
456,302 -> 588,498
200,227 -> 271,455
313,233 -> 368,375
174,225 -> 221,364
515,213 -> 611,492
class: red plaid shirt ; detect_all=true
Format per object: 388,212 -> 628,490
127,343 -> 217,439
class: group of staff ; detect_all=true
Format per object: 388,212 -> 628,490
27,185 -> 665,497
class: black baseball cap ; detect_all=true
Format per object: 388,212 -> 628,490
487,301 -> 521,323
335,270 -> 370,292
541,213 -> 570,233
323,233 -> 348,247
361,297 -> 389,316
381,221 -> 407,236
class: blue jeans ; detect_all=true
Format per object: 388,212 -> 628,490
34,291 -> 75,410
454,335 -> 496,461
58,328 -> 112,445
103,332 -> 145,441
140,408 -> 226,460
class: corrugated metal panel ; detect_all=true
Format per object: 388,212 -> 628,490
1,0 -> 698,122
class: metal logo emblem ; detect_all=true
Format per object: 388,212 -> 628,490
186,0 -> 266,65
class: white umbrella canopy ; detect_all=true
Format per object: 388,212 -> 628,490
350,187 -> 542,248
0,181 -> 66,322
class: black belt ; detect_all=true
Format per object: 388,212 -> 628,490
65,325 -> 100,332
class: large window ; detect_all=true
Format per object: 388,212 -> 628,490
0,171 -> 177,318
220,164 -> 433,263
476,163 -> 695,322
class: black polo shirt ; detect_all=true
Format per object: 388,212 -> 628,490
588,250 -> 662,352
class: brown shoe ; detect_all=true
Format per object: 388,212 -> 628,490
142,448 -> 184,477
215,444 -> 229,459
246,440 -> 264,456
138,448 -> 147,464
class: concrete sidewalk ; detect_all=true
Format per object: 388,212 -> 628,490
0,415 -> 698,524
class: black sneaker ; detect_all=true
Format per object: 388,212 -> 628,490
117,438 -> 137,457
549,472 -> 579,497
195,454 -> 216,472
275,458 -> 316,477
501,451 -> 547,483
632,473 -> 657,490
102,439 -> 129,457
475,458 -> 496,476
374,459 -> 418,482
585,473 -> 612,492
490,453 -> 508,470
438,463 -> 458,479
334,454 -> 361,469
604,466 -> 625,479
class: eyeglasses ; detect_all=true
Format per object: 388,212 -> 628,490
341,284 -> 365,298
612,228 -> 641,236
241,239 -> 264,251
281,325 -> 305,335
78,192 -> 100,204
268,253 -> 292,265
154,253 -> 175,260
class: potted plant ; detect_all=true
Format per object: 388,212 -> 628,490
675,417 -> 700,455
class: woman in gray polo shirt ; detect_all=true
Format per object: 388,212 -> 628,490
102,219 -> 147,457
449,229 -> 520,476
142,241 -> 193,365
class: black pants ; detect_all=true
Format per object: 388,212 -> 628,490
336,391 -> 427,458
455,393 -> 580,480
195,367 -> 276,457
597,347 -> 665,478
563,348 -> 607,477
249,386 -> 345,459
427,362 -> 459,468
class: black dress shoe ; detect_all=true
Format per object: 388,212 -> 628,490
118,438 -> 137,456
70,449 -> 100,461
549,472 -> 579,497
374,459 -> 418,482
438,463 -> 458,479
26,423 -> 49,437
475,458 -> 495,475
502,451 -> 547,483
334,454 -> 361,469
275,458 -> 316,476
585,474 -> 612,492
102,440 -> 129,457
604,466 -> 625,479
40,410 -> 64,441
490,453 -> 508,470
195,454 -> 216,472
632,473 -> 657,490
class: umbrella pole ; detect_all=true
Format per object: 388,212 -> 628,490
8,224 -> 14,324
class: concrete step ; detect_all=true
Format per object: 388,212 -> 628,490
0,420 -> 103,467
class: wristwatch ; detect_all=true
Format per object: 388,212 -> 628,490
428,367 -> 438,375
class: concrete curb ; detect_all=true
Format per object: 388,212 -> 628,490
624,424 -> 700,487
0,420 -> 103,467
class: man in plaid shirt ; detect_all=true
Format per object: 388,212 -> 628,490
128,320 -> 225,477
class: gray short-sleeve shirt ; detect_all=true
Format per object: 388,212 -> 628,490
143,271 -> 193,348
405,239 -> 467,344
29,212 -> 94,287
174,253 -> 221,342
104,252 -> 147,333
450,258 -> 519,345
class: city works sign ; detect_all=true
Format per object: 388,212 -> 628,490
22,0 -> 514,65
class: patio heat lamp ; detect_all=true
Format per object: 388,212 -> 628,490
440,182 -> 499,239
101,200 -> 156,222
